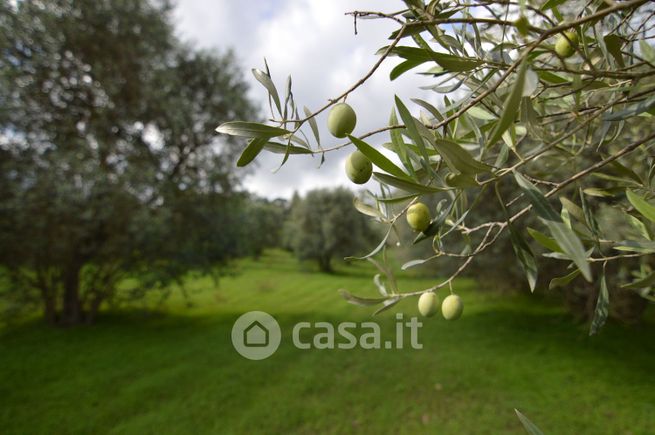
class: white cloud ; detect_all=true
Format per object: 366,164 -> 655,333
175,0 -> 438,199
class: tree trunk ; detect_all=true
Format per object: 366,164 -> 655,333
318,255 -> 333,273
61,263 -> 82,325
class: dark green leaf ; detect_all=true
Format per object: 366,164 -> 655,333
348,135 -> 410,180
549,269 -> 580,290
487,60 -> 528,147
527,227 -> 562,252
435,138 -> 492,175
390,59 -> 425,80
236,137 -> 267,167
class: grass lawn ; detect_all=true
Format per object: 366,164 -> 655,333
1,250 -> 654,434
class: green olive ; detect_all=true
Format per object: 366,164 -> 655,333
406,202 -> 431,232
555,31 -> 578,58
345,150 -> 372,184
441,294 -> 463,320
418,292 -> 438,317
327,103 -> 357,138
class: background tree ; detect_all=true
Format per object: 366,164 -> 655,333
218,0 -> 655,333
0,0 -> 257,325
284,188 -> 377,273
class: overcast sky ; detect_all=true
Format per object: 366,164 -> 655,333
175,0 -> 438,199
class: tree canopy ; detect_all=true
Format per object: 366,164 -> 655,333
0,0 -> 257,324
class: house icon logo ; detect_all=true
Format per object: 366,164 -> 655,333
231,311 -> 281,360
244,320 -> 269,347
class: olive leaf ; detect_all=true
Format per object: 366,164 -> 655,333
487,60 -> 528,147
303,106 -> 320,146
252,68 -> 281,115
626,190 -> 655,223
515,409 -> 545,435
434,138 -> 492,175
548,270 -> 580,290
262,142 -> 313,155
348,135 -> 410,180
372,173 -> 445,194
515,172 -> 591,281
338,289 -> 387,307
216,121 -> 291,138
394,96 -> 434,175
589,271 -> 609,336
509,223 -> 538,292
236,137 -> 267,167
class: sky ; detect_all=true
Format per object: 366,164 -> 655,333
174,0 -> 438,199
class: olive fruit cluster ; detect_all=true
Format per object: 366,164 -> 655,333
418,292 -> 464,320
327,103 -> 375,185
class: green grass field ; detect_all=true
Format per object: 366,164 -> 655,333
1,250 -> 654,434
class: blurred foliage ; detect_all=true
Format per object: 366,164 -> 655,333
0,0 -> 259,324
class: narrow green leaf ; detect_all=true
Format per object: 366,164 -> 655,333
353,197 -> 384,219
303,106 -> 320,146
621,270 -> 655,290
338,289 -> 387,307
390,46 -> 483,72
589,271 -> 609,335
509,224 -> 538,291
549,269 -> 580,290
604,96 -> 655,121
614,239 -> 655,253
527,227 -> 562,252
559,197 -> 585,224
216,121 -> 290,138
394,96 -> 433,174
515,172 -> 591,281
348,135 -> 409,180
401,258 -> 434,270
236,137 -> 267,167
434,138 -> 492,175
373,172 -> 445,193
389,109 -> 415,176
252,69 -> 281,114
515,409 -> 545,435
487,60 -> 528,147
626,190 -> 655,223
262,141 -> 312,155
390,59 -> 425,80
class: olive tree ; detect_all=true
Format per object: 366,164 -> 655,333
217,0 -> 655,334
0,0 -> 257,324
284,188 -> 377,273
